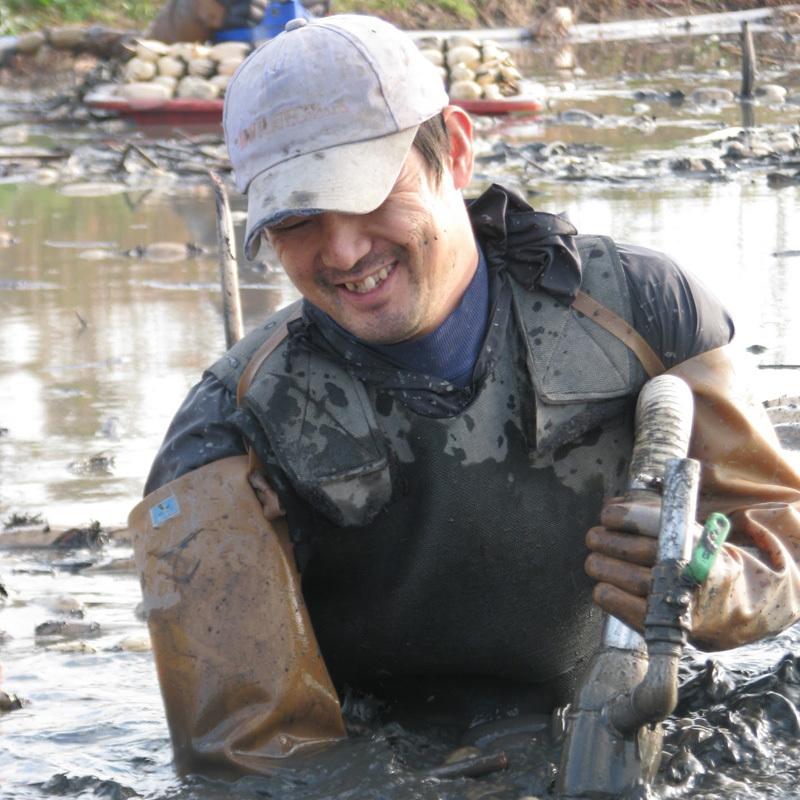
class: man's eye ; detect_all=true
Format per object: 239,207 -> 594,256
268,218 -> 309,234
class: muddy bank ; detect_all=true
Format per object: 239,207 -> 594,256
3,21 -> 800,190
1,516 -> 800,800
366,1 -> 800,31
3,81 -> 798,200
2,1 -> 797,39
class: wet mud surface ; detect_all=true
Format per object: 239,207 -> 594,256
2,14 -> 800,800
2,525 -> 800,800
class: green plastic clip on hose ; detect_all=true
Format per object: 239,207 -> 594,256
683,512 -> 731,586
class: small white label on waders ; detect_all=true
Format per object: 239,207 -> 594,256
150,495 -> 180,527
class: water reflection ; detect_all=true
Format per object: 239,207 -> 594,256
0,181 -> 299,525
4,174 -> 796,523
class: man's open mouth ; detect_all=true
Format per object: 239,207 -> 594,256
343,262 -> 396,294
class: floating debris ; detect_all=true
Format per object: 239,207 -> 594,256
422,751 -> 509,780
671,156 -> 727,176
557,108 -> 603,126
78,247 -> 119,261
765,395 -> 800,412
0,692 -> 23,713
59,181 -> 129,198
45,640 -> 98,654
689,87 -> 735,105
775,424 -> 800,450
43,594 -> 84,615
35,619 -> 101,640
122,241 -> 206,262
0,145 -> 69,161
51,557 -> 98,573
442,746 -> 482,764
44,239 -> 118,249
52,522 -> 108,549
0,521 -> 109,550
97,416 -> 122,441
767,171 -> 800,189
3,512 -> 46,530
766,397 -> 800,451
114,634 -> 151,653
12,565 -> 55,576
756,84 -> 789,103
67,451 -> 115,476
84,557 -> 136,573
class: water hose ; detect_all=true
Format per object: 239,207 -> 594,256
556,375 -> 699,798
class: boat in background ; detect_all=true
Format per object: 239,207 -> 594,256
83,93 -> 543,126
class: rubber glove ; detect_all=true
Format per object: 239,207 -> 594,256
585,496 -> 690,633
585,493 -> 800,651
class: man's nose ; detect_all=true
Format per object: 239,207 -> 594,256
318,213 -> 372,271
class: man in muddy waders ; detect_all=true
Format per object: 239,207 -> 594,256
130,14 -> 800,777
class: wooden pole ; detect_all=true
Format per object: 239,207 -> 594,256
740,21 -> 756,101
209,170 -> 244,349
740,99 -> 755,129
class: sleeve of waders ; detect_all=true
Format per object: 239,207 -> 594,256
145,0 -> 226,43
667,346 -> 800,650
129,455 -> 346,775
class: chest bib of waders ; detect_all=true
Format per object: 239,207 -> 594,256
210,235 -> 648,712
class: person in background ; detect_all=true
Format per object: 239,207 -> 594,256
145,0 -> 324,43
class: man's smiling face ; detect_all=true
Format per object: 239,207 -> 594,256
264,108 -> 478,344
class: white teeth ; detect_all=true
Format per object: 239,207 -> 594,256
344,262 -> 395,294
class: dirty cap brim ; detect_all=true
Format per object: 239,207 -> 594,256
225,14 -> 450,259
243,125 -> 418,260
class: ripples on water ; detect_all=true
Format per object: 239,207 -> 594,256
2,18 -> 800,800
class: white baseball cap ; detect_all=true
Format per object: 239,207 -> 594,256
223,14 -> 449,259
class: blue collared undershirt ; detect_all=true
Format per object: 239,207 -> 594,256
314,245 -> 489,388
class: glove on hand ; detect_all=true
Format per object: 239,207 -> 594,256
585,497 -> 700,633
221,0 -> 268,28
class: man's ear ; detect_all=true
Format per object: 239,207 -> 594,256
442,105 -> 474,190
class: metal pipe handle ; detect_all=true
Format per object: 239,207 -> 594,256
603,375 -> 695,651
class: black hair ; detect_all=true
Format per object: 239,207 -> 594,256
411,112 -> 450,184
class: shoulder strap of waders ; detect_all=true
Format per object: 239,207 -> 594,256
235,305 -> 303,472
572,290 -> 666,378
235,306 -> 303,405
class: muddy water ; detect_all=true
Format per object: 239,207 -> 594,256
2,24 -> 800,800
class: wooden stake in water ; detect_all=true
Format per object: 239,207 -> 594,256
209,171 -> 244,348
740,21 -> 756,100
